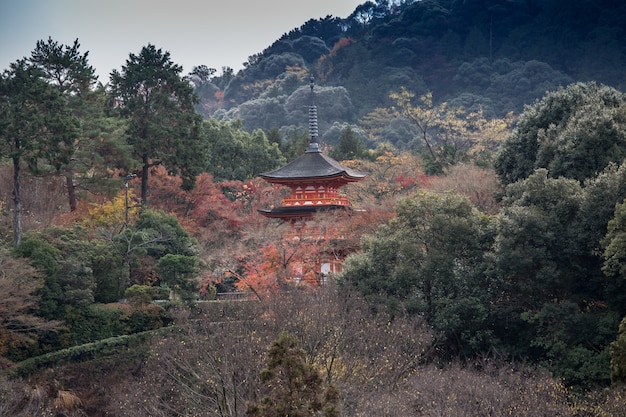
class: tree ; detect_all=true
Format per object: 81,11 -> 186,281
390,88 -> 511,173
28,37 -> 130,212
611,315 -> 626,384
108,44 -> 207,206
109,208 -> 200,299
494,169 -> 585,308
155,254 -> 200,301
493,169 -> 620,386
602,199 -> 626,280
340,190 -> 496,356
495,82 -> 626,185
204,119 -> 284,181
600,197 -> 626,314
0,249 -> 59,360
246,331 -> 339,417
328,125 -> 366,160
0,59 -> 80,247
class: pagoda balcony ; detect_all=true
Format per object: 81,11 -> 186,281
281,195 -> 351,207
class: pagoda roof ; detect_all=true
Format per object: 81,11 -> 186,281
260,146 -> 366,183
258,204 -> 354,219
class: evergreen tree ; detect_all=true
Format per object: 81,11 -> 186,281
328,126 -> 365,160
495,82 -> 626,185
29,37 -> 132,210
109,44 -> 207,206
0,59 -> 79,246
246,331 -> 339,417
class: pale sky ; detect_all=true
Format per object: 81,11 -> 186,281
0,0 -> 363,83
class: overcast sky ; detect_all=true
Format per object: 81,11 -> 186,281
0,0 -> 363,83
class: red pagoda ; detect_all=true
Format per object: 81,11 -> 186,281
258,78 -> 366,280
258,78 -> 366,221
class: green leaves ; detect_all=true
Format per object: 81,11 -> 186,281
495,82 -> 626,185
156,254 -> 199,301
203,119 -> 285,181
108,44 -> 206,205
246,331 -> 339,417
341,190 -> 495,355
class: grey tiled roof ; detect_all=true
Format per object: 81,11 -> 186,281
260,148 -> 366,182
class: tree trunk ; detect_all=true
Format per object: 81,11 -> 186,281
141,154 -> 149,207
66,175 -> 77,212
12,155 -> 21,248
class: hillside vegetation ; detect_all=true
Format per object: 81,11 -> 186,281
196,0 -> 626,148
2,0 -> 626,415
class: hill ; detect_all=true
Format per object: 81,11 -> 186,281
191,0 -> 626,150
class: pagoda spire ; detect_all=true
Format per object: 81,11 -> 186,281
258,77 -> 365,221
306,76 -> 320,153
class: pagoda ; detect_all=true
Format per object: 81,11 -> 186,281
258,78 -> 366,221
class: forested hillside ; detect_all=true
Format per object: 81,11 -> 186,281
3,1 -> 626,415
194,0 -> 626,148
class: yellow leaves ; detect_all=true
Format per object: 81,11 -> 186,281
285,65 -> 309,82
390,88 -> 435,123
390,87 -> 514,167
83,188 -> 139,229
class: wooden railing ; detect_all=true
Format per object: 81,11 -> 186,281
281,196 -> 350,206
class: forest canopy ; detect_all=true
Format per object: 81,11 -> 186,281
2,0 -> 626,415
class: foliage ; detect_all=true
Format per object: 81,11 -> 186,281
327,125 -> 367,161
341,149 -> 426,207
492,168 -> 621,386
155,254 -> 200,301
27,37 -> 133,211
199,0 -> 626,167
124,284 -> 156,306
203,118 -> 285,181
4,2 -> 626,406
0,168 -> 68,239
83,187 -> 140,231
610,315 -> 626,384
452,58 -> 573,114
521,301 -> 618,388
246,331 -> 339,417
602,198 -> 626,286
232,213 -> 357,296
494,169 -> 585,307
391,88 -> 512,173
427,164 -> 502,214
495,82 -> 626,185
132,209 -> 199,258
28,285 -> 619,416
109,208 -> 201,301
11,329 -> 157,378
0,58 -> 80,246
340,190 -> 496,356
0,249 -> 59,361
108,44 -> 207,205
7,224 -> 167,358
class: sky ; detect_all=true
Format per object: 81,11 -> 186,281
0,0 -> 363,83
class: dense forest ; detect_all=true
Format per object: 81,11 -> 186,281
197,0 -> 626,147
2,0 -> 626,415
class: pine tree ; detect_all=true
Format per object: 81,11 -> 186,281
246,331 -> 339,417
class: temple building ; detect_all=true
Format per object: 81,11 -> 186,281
258,78 -> 366,221
258,78 -> 366,281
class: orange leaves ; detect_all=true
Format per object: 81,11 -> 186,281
328,37 -> 355,57
237,244 -> 284,295
317,37 -> 356,82
230,219 -> 350,297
